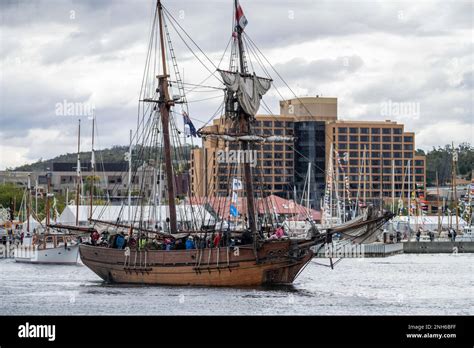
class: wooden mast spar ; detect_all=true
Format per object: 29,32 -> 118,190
157,0 -> 177,234
234,0 -> 257,239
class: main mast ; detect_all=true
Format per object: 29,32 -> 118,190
234,0 -> 257,237
157,0 -> 177,234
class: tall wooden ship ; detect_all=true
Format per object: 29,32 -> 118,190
74,0 -> 393,286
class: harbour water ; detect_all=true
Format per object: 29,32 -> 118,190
0,254 -> 472,315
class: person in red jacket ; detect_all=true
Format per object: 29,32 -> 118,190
213,232 -> 222,248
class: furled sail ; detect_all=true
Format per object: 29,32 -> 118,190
200,133 -> 294,143
219,69 -> 272,116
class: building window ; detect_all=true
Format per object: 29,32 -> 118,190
338,143 -> 347,149
338,127 -> 347,133
338,135 -> 347,141
405,152 -> 413,158
372,159 -> 380,165
263,121 -> 272,127
371,128 -> 380,134
404,144 -> 413,150
360,128 -> 369,134
286,122 -> 294,128
382,144 -> 391,150
349,151 -> 358,158
349,143 -> 358,150
371,152 -> 380,158
349,127 -> 358,134
382,152 -> 391,158
371,136 -> 380,142
404,136 -> 413,143
393,144 -> 402,150
360,135 -> 369,142
274,121 -> 283,128
349,135 -> 358,142
382,128 -> 391,134
415,176 -> 424,182
382,136 -> 391,142
393,136 -> 402,142
274,129 -> 283,135
274,145 -> 283,151
371,144 -> 380,150
349,159 -> 358,165
415,160 -> 424,166
393,128 -> 402,134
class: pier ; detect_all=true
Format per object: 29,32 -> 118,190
314,241 -> 474,258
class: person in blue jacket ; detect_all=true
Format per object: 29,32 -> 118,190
185,236 -> 195,250
115,233 -> 125,250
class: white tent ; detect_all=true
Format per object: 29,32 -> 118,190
58,205 -> 216,230
21,215 -> 42,233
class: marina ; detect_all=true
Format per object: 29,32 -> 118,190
0,2 -> 472,346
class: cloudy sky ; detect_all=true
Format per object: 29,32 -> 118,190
0,0 -> 472,170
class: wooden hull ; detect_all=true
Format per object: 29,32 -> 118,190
79,239 -> 315,286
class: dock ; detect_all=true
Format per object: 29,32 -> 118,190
314,241 -> 474,258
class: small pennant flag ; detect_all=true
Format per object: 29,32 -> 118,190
236,1 -> 248,30
232,178 -> 243,190
231,191 -> 238,203
230,204 -> 239,217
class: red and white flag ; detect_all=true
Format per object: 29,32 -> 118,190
236,1 -> 248,30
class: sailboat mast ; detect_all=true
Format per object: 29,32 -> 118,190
157,0 -> 177,234
128,129 -> 132,225
436,171 -> 441,235
234,0 -> 257,236
27,174 -> 31,233
452,143 -> 459,232
89,114 -> 95,221
76,119 -> 81,226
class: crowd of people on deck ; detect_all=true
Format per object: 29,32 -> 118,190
87,224 -> 290,251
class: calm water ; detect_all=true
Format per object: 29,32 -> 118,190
0,254 -> 472,315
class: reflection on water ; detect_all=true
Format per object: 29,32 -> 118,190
0,254 -> 472,315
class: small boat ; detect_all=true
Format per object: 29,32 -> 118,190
15,234 -> 79,264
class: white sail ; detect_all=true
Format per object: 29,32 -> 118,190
219,70 -> 272,116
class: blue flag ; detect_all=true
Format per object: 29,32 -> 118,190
230,204 -> 239,217
183,111 -> 198,137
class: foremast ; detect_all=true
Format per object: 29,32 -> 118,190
157,0 -> 177,234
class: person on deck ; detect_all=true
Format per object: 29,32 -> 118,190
185,236 -> 195,250
213,233 -> 221,248
269,226 -> 284,240
115,233 -> 125,250
91,231 -> 100,246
